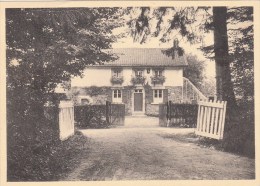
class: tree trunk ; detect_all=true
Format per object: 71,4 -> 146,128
213,7 -> 238,129
213,7 -> 237,105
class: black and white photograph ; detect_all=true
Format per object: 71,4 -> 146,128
0,1 -> 259,184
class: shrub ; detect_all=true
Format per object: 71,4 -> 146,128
7,120 -> 89,181
74,105 -> 109,128
221,100 -> 255,158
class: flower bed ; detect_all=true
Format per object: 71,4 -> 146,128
131,75 -> 146,85
110,76 -> 124,84
151,75 -> 166,84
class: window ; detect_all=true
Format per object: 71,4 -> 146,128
112,69 -> 122,77
153,89 -> 163,103
154,70 -> 163,77
113,89 -> 122,103
135,89 -> 143,93
81,99 -> 89,105
135,70 -> 143,76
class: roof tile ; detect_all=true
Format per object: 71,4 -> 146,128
98,48 -> 188,67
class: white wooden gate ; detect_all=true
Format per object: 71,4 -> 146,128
59,100 -> 74,141
195,100 -> 227,140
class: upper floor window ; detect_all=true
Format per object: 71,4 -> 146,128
112,69 -> 122,77
154,69 -> 163,77
135,70 -> 143,77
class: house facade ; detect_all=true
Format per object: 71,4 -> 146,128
70,48 -> 188,116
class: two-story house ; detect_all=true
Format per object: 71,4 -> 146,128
70,47 -> 188,116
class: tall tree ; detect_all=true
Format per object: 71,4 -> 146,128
125,6 -> 253,120
213,7 -> 236,106
6,8 -> 122,142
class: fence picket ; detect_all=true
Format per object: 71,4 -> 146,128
196,105 -> 200,130
220,101 -> 227,138
218,103 -> 224,136
199,105 -> 204,131
195,100 -> 227,140
214,108 -> 220,135
206,105 -> 211,133
202,106 -> 208,132
210,107 -> 215,134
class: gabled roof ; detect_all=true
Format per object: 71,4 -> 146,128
96,48 -> 188,67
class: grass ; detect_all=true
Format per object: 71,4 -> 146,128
159,131 -> 254,158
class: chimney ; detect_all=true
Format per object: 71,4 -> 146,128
173,38 -> 179,48
173,38 -> 179,58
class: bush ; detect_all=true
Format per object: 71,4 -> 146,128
74,105 -> 109,128
8,130 -> 88,181
221,100 -> 255,158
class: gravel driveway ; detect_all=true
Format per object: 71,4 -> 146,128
63,116 -> 255,180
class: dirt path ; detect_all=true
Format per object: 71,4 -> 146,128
63,116 -> 255,180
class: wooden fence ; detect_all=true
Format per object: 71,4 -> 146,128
59,100 -> 74,141
159,101 -> 198,127
106,101 -> 125,126
74,102 -> 125,128
195,100 -> 227,140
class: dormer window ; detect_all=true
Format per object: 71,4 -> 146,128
154,70 -> 163,77
112,69 -> 122,77
135,70 -> 143,77
111,68 -> 124,85
151,69 -> 165,85
131,69 -> 145,85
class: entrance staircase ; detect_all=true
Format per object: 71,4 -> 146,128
182,77 -> 207,103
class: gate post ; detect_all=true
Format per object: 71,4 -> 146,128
59,100 -> 74,141
106,101 -> 110,124
166,101 -> 172,127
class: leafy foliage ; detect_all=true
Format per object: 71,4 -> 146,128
131,75 -> 146,85
6,7 -> 122,136
8,131 -> 89,181
6,8 -> 123,180
162,47 -> 185,59
110,75 -> 124,84
150,75 -> 166,84
227,7 -> 254,101
125,6 -> 254,157
74,105 -> 108,128
183,54 -> 205,89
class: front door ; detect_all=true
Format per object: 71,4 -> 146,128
134,89 -> 143,112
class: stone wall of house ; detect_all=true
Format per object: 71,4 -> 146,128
122,86 -> 133,115
70,86 -> 111,105
71,86 -> 132,115
166,86 -> 183,103
70,85 -> 184,115
146,104 -> 159,116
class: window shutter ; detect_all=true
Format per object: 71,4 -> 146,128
163,89 -> 168,103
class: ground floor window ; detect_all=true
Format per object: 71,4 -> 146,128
113,89 -> 122,103
153,89 -> 163,103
